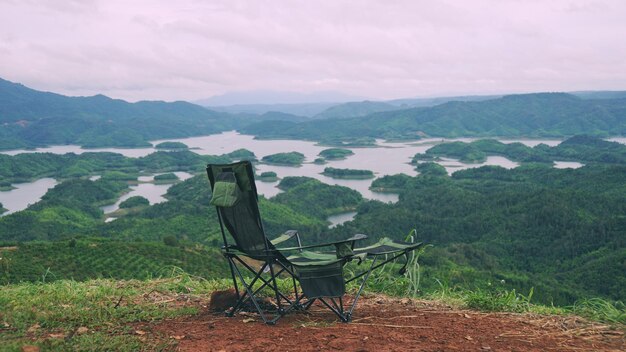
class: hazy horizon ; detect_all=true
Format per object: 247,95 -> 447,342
1,1 -> 626,102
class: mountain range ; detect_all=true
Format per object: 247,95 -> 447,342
1,77 -> 625,150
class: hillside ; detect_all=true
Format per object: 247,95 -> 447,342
0,78 -> 246,149
241,93 -> 626,142
312,100 -> 399,119
1,277 -> 623,351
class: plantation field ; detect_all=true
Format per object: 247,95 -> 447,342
0,239 -> 229,284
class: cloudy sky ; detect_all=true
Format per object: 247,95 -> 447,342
1,0 -> 625,103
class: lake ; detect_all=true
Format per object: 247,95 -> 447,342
2,131 -> 607,216
0,178 -> 57,215
101,172 -> 193,214
327,211 -> 358,228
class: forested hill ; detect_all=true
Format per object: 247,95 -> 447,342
0,78 -> 245,149
241,93 -> 626,142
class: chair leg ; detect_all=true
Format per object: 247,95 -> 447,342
224,256 -> 302,324
345,256 -> 378,321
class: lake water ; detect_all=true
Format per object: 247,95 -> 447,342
0,178 -> 57,215
5,131 -> 613,214
101,172 -> 192,214
553,161 -> 584,169
327,211 -> 358,228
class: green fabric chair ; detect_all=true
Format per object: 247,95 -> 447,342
206,161 -> 424,324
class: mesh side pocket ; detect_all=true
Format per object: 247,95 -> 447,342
297,262 -> 345,298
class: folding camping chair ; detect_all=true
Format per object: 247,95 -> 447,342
206,161 -> 424,324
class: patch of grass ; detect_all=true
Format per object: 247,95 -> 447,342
465,288 -> 534,313
570,298 -> 626,325
0,274 -> 232,351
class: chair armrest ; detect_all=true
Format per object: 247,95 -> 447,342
277,234 -> 367,255
270,230 -> 302,246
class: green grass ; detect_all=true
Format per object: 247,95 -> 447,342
1,267 -> 624,351
0,274 -> 232,351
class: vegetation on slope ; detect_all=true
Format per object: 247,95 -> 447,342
119,196 -> 149,209
418,135 -> 626,164
0,238 -> 228,284
273,177 -> 363,220
0,78 -> 264,149
241,93 -> 626,142
331,164 -> 626,304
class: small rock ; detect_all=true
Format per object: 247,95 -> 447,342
27,324 -> 40,333
170,335 -> 185,340
48,333 -> 65,339
242,318 -> 255,323
464,335 -> 473,341
481,346 -> 492,351
77,327 -> 89,334
135,330 -> 146,335
464,314 -> 471,319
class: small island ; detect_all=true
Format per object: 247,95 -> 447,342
119,196 -> 150,209
321,167 -> 374,179
425,142 -> 487,163
313,158 -> 327,164
410,153 -> 439,163
370,174 -> 412,193
154,141 -> 189,150
416,162 -> 448,176
0,181 -> 15,191
261,152 -> 305,166
225,148 -> 256,161
318,148 -> 354,160
101,171 -> 138,181
153,173 -> 179,184
0,202 -> 7,214
257,171 -> 279,182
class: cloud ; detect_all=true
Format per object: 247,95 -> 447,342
0,0 -> 625,102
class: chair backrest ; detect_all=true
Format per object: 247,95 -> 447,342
206,161 -> 270,258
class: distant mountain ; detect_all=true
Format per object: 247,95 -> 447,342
0,78 -> 245,149
195,90 -> 366,106
209,102 -> 339,117
386,94 -> 503,107
570,91 -> 626,100
241,93 -> 626,142
312,100 -> 399,119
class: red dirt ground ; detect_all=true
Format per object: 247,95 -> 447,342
150,294 -> 625,352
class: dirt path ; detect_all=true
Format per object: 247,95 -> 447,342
151,295 -> 624,352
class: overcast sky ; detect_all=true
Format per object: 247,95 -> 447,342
1,0 -> 625,102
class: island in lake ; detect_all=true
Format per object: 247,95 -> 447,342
119,196 -> 150,209
322,167 -> 375,179
154,141 -> 189,150
257,171 -> 279,182
261,152 -> 305,166
153,173 -> 179,184
318,148 -> 354,160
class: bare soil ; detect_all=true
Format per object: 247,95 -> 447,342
151,294 -> 624,352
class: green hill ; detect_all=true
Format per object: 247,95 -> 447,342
330,164 -> 626,304
313,100 -> 399,119
0,78 -> 247,149
241,93 -> 626,142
